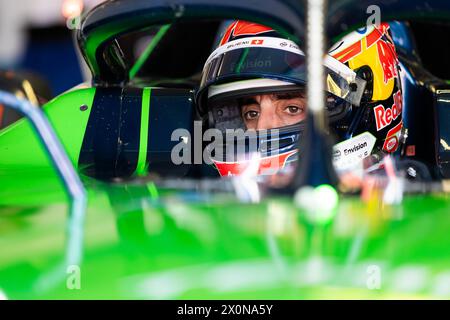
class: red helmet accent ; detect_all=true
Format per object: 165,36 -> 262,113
212,150 -> 297,176
220,21 -> 274,46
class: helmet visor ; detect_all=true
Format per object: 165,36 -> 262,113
201,36 -> 367,107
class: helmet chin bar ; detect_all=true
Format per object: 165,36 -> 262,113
205,121 -> 304,178
206,117 -> 305,153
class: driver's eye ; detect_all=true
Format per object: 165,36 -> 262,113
244,110 -> 259,120
286,106 -> 302,114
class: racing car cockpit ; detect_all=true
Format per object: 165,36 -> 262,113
2,0 -> 450,301
1,0 -> 450,188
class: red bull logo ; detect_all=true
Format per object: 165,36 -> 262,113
377,38 -> 398,84
373,90 -> 403,131
374,90 -> 403,131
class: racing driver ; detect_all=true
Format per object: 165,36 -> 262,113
196,20 -> 405,185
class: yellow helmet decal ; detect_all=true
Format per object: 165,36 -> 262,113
332,23 -> 399,101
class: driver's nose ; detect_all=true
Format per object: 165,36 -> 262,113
255,95 -> 280,130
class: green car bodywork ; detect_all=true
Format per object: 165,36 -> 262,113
1,0 -> 450,299
1,162 -> 449,299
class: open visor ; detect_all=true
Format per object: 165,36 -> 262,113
200,36 -> 366,107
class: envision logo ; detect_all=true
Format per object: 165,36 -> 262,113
344,142 -> 368,155
230,59 -> 272,70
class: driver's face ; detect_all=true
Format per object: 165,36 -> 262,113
240,92 -> 307,130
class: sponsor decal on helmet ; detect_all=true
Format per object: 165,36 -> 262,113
382,120 -> 403,152
204,37 -> 304,66
374,90 -> 402,131
226,40 -> 251,49
333,132 -> 376,171
251,39 -> 264,45
377,37 -> 398,84
229,59 -> 272,70
344,141 -> 368,156
384,136 -> 398,152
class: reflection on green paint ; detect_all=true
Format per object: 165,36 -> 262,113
236,48 -> 250,74
129,24 -> 172,79
147,182 -> 159,200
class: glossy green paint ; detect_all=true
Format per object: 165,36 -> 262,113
1,0 -> 449,301
0,86 -> 447,300
0,169 -> 449,299
0,88 -> 95,169
0,89 -> 448,298
136,88 -> 151,176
